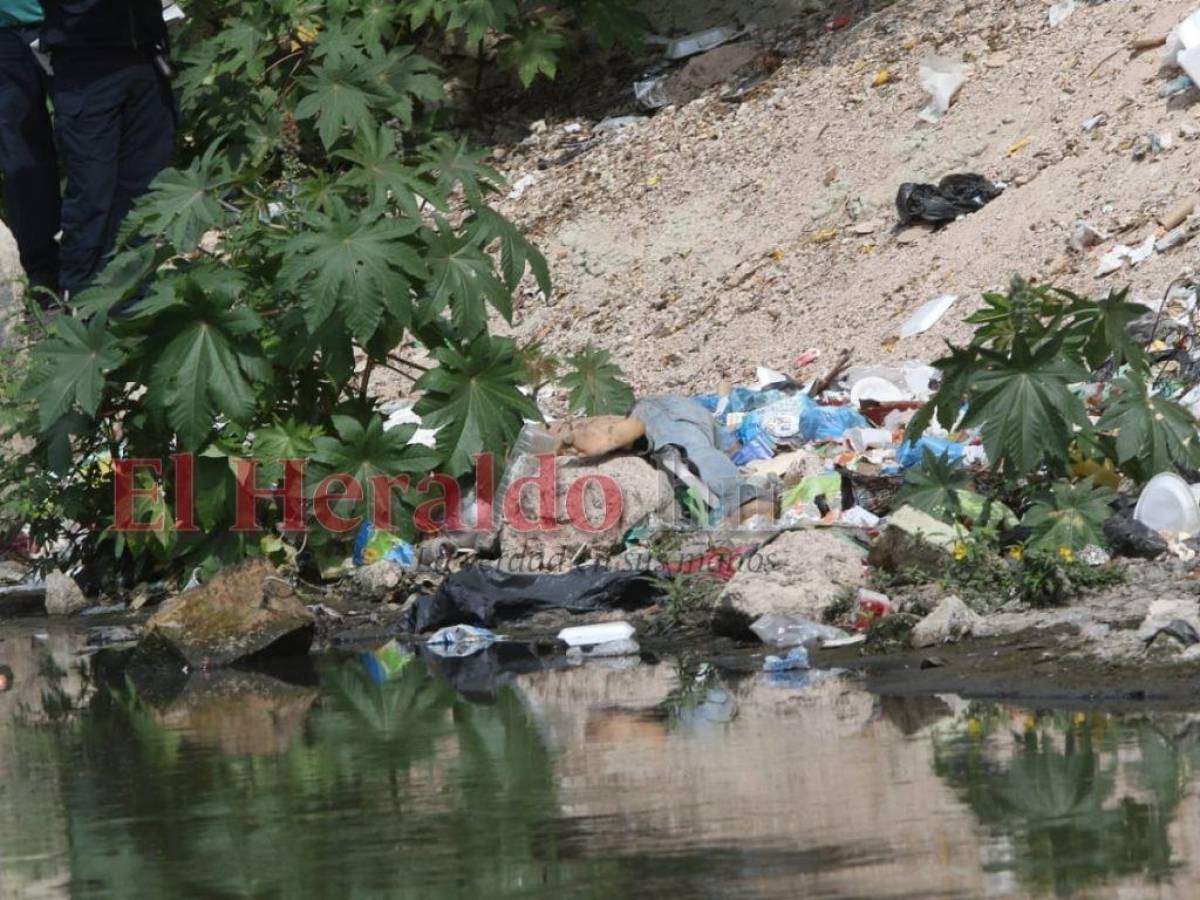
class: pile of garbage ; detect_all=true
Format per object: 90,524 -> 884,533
23,273 -> 1200,679
634,26 -> 773,111
329,4 -> 1200,671
26,4 -> 1200,685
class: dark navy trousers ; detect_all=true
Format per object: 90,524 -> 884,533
0,26 -> 60,293
52,53 -> 174,295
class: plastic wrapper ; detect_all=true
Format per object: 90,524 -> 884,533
917,55 -> 967,123
353,522 -> 415,567
896,435 -> 965,468
799,405 -> 868,442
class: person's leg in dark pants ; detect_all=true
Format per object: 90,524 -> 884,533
106,63 -> 175,256
53,63 -> 122,297
0,27 -> 61,294
54,59 -> 174,297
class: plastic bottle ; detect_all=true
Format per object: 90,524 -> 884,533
493,424 -> 557,516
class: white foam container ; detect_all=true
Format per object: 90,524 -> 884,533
1134,473 -> 1200,534
558,622 -> 635,647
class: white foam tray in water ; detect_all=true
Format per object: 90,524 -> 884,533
558,622 -> 635,647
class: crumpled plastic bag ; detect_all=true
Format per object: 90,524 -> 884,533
426,624 -> 497,658
798,405 -> 867,442
751,613 -> 851,648
1103,516 -> 1168,560
895,174 -> 1002,227
918,55 -> 968,123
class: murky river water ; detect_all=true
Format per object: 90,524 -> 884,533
1,621 -> 1198,898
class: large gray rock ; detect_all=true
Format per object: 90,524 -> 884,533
0,221 -> 21,346
139,559 -> 314,668
348,560 -> 408,603
910,595 -> 980,648
720,528 -> 867,622
0,559 -> 29,585
45,570 -> 89,617
501,455 -> 675,568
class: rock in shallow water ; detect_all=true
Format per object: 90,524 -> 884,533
137,559 -> 314,668
45,570 -> 89,617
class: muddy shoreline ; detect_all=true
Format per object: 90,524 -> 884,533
9,598 -> 1200,712
814,631 -> 1200,710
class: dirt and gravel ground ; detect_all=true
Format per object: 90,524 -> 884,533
479,0 -> 1200,397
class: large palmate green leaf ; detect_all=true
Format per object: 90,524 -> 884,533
311,414 -> 441,509
254,418 -> 325,465
211,17 -> 267,78
153,325 -> 261,449
73,242 -> 172,319
294,52 -> 383,149
1066,286 -> 1150,371
444,0 -> 520,46
962,336 -> 1089,477
252,418 -> 326,485
280,211 -> 426,341
26,316 -> 124,430
131,141 -> 231,251
420,223 -> 512,336
1097,373 -> 1200,482
498,20 -> 566,87
560,345 -> 634,415
354,0 -> 397,48
896,449 -> 971,523
364,45 -> 443,126
309,20 -> 363,66
1022,479 -> 1116,552
335,126 -> 442,217
905,342 -> 980,443
145,274 -> 271,450
414,336 -> 540,477
468,205 -> 551,295
419,136 -> 505,207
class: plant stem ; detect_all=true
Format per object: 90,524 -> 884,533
388,354 -> 430,372
359,360 -> 375,401
379,362 -> 418,381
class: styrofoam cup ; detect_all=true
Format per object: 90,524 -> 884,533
847,427 -> 892,453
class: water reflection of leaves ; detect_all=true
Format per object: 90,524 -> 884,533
933,708 -> 1184,896
323,656 -> 455,742
0,656 -> 626,896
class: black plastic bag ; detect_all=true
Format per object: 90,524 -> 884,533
896,174 -> 1002,226
405,566 -> 663,633
1103,516 -> 1168,560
